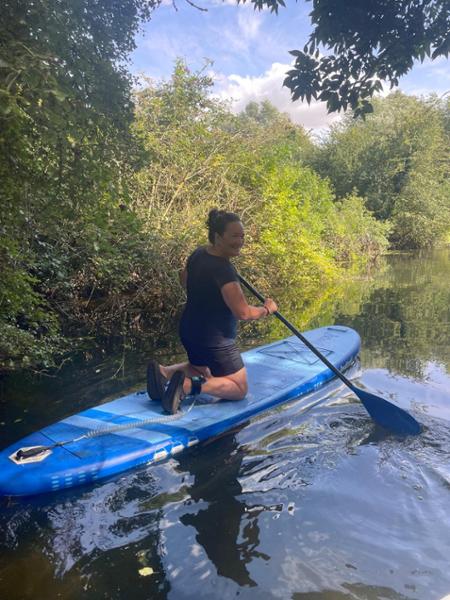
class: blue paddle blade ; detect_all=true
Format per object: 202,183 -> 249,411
350,384 -> 421,435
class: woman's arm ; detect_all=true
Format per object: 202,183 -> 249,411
221,281 -> 277,320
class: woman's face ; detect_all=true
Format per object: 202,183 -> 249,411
215,221 -> 245,257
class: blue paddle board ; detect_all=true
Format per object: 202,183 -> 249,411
0,326 -> 360,496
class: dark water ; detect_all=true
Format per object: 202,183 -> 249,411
1,249 -> 449,600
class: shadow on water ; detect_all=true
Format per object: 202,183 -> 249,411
1,249 -> 450,600
178,431 -> 268,588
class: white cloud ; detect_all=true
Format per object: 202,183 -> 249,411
215,9 -> 264,54
214,62 -> 343,132
237,9 -> 263,40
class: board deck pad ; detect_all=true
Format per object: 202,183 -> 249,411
0,326 -> 360,496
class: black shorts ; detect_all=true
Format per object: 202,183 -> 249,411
181,339 -> 244,377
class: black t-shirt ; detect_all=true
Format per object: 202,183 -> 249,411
179,246 -> 239,346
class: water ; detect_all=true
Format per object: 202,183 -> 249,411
1,249 -> 449,600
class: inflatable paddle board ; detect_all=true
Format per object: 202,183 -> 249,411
0,326 -> 360,496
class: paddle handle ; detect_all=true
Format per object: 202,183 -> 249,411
238,274 -> 354,389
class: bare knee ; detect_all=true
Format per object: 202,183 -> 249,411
226,367 -> 248,400
229,380 -> 248,401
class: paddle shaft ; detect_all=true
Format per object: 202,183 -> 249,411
239,275 -> 354,389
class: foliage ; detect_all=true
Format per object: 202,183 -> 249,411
131,62 -> 250,220
244,167 -> 389,288
0,0 -> 157,369
235,99 -> 315,170
310,93 -> 450,248
324,194 -> 391,267
244,0 -> 450,116
0,29 -> 407,373
128,63 -> 389,351
390,172 -> 450,249
250,165 -> 339,291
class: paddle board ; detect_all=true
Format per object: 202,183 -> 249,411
0,326 -> 360,496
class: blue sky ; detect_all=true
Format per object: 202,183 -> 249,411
130,0 -> 450,131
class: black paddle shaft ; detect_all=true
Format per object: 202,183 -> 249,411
238,273 -> 422,436
238,275 -> 353,388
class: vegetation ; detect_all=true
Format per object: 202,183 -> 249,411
130,63 -> 388,330
1,1 -> 449,373
1,0 -> 156,369
310,93 -> 450,249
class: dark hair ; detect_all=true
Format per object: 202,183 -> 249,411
207,209 -> 241,244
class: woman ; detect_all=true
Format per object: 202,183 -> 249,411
147,209 -> 278,414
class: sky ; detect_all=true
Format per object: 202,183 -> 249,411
130,0 -> 450,132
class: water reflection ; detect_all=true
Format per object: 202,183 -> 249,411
0,466 -> 182,599
268,248 -> 450,384
177,429 -> 269,587
335,249 -> 450,380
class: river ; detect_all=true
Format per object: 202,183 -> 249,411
1,249 -> 449,600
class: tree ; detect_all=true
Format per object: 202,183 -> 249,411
310,93 -> 450,248
246,0 -> 450,117
0,0 -> 157,368
132,66 -> 387,321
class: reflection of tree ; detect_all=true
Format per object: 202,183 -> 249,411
334,250 -> 450,379
250,249 -> 449,381
178,432 -> 269,587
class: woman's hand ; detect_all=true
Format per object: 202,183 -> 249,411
221,282 -> 277,321
263,298 -> 278,315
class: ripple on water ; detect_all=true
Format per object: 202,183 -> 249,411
1,377 -> 450,599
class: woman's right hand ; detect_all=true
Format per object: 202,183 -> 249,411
264,298 -> 278,315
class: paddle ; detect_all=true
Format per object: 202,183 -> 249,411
238,274 -> 422,436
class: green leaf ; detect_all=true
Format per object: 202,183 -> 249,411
52,89 -> 67,102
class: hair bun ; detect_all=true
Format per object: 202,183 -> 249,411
207,208 -> 221,227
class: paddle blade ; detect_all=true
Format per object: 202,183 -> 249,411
350,385 -> 422,436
